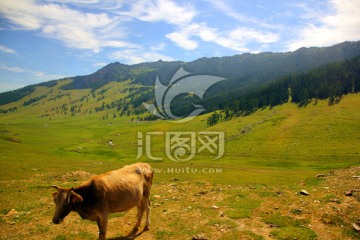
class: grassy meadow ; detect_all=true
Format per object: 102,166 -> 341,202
0,84 -> 360,239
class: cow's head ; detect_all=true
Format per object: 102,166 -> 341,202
51,185 -> 83,224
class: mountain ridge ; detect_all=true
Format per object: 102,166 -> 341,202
76,40 -> 360,89
1,41 -> 360,115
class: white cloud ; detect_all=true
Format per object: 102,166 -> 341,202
167,23 -> 217,50
0,63 -> 64,80
167,23 -> 279,52
287,0 -> 360,50
214,37 -> 248,52
167,30 -> 199,50
121,0 -> 196,26
205,0 -> 281,30
1,0 -> 357,69
103,40 -> 140,49
0,0 -> 199,55
0,64 -> 25,73
197,25 -> 218,42
0,0 -> 280,58
161,0 -> 280,53
110,49 -> 174,64
229,27 -> 279,44
150,42 -> 167,51
205,0 -> 255,24
93,62 -> 107,68
33,71 -> 44,77
0,45 -> 17,54
0,0 -> 132,53
33,71 -> 65,80
49,0 -> 101,4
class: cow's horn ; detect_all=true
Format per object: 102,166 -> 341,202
51,185 -> 59,189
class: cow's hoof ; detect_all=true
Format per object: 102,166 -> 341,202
126,228 -> 138,237
143,226 -> 150,231
130,227 -> 138,234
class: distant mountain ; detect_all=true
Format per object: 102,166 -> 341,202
61,41 -> 360,92
1,41 -> 360,119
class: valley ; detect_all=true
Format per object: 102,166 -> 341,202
1,92 -> 359,239
1,41 -> 360,239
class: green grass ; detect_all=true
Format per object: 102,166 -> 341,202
1,84 -> 360,239
263,214 -> 310,227
219,230 -> 265,240
304,176 -> 325,186
207,218 -> 238,229
35,224 -> 50,234
51,232 -> 96,240
52,235 -> 67,240
263,214 -> 317,240
0,208 -> 10,215
155,229 -> 176,239
323,194 -> 342,204
321,212 -> 345,226
270,226 -> 317,240
2,91 -> 360,181
221,194 -> 261,219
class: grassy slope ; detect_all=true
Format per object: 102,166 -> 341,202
0,81 -> 359,239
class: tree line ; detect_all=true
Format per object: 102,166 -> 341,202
208,56 -> 360,126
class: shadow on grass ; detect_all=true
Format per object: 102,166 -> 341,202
108,228 -> 148,240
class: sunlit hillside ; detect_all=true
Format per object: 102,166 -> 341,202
1,88 -> 360,239
1,42 -> 360,240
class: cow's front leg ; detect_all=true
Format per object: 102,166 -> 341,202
96,214 -> 108,240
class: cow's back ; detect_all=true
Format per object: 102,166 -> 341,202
92,163 -> 153,212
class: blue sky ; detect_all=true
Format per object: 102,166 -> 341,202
0,0 -> 360,93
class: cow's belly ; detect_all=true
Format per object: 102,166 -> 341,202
106,189 -> 141,213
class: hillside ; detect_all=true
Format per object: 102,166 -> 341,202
1,55 -> 360,127
62,41 -> 360,91
0,43 -> 360,125
0,93 -> 360,239
1,41 -> 360,112
207,55 -> 360,126
1,41 -> 360,239
1,93 -> 359,180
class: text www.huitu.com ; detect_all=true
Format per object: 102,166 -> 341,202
152,167 -> 223,174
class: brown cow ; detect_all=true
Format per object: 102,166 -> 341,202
51,162 -> 153,240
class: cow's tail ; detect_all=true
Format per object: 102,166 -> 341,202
147,168 -> 153,207
148,167 -> 153,189
143,164 -> 153,201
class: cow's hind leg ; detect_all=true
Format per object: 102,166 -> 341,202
144,199 -> 151,231
132,204 -> 144,233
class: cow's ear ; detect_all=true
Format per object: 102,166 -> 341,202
71,191 -> 83,204
52,192 -> 57,198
